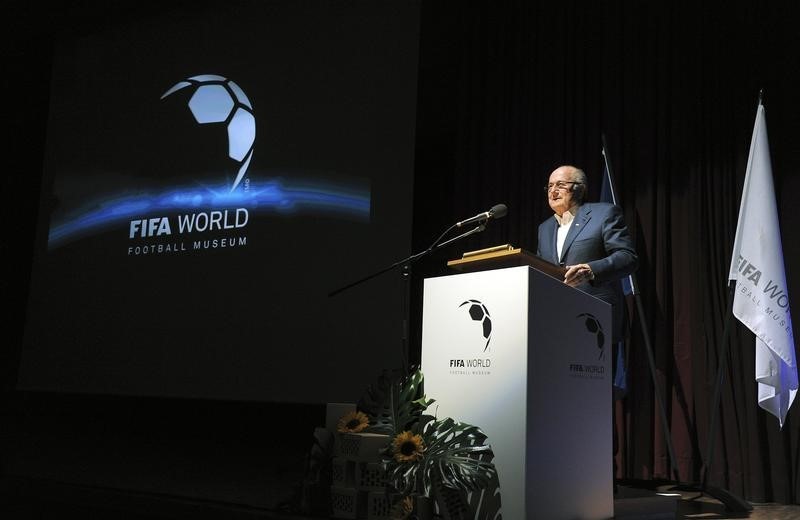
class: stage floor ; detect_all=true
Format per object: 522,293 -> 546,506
3,476 -> 800,519
616,480 -> 800,520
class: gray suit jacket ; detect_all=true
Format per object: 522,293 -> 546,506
537,202 -> 638,342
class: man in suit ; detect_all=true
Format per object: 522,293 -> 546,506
537,165 -> 638,344
538,164 -> 638,489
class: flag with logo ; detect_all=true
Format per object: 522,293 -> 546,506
728,101 -> 798,428
600,140 -> 632,395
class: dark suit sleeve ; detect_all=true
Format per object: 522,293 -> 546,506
586,204 -> 638,284
536,221 -> 546,258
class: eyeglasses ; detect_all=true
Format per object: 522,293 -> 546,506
544,181 -> 582,193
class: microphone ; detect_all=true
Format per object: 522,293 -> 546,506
455,203 -> 508,228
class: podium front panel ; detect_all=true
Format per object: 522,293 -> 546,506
422,266 -> 530,519
421,265 -> 612,520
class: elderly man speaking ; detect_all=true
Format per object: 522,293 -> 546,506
537,165 -> 638,344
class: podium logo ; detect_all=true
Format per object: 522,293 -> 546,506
577,312 -> 606,360
568,313 -> 607,380
459,299 -> 492,352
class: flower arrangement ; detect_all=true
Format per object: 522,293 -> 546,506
337,367 -> 499,519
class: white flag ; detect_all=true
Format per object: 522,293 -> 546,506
728,103 -> 798,427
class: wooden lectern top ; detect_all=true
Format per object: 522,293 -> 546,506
447,244 -> 567,280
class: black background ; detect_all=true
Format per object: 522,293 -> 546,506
3,0 -> 800,515
16,0 -> 419,404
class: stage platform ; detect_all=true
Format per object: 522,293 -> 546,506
4,475 -> 800,519
614,483 -> 679,519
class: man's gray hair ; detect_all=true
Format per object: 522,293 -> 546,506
571,167 -> 588,202
572,167 -> 587,186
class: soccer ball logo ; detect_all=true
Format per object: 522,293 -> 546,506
161,74 -> 256,192
459,299 -> 492,351
577,313 -> 605,359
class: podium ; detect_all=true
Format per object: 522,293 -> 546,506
421,263 -> 613,519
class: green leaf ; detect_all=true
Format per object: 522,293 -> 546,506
357,368 -> 434,436
384,416 -> 497,499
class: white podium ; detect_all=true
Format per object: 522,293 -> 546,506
421,265 -> 613,520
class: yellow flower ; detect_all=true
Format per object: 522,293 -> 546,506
337,411 -> 370,433
392,431 -> 424,463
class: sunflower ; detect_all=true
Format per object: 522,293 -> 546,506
392,431 -> 425,463
337,411 -> 370,433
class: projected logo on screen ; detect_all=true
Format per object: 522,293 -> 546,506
45,73 -> 371,252
161,74 -> 256,192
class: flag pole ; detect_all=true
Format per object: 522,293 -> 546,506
603,133 -> 752,511
692,93 -> 774,512
701,281 -> 737,490
601,135 -> 679,482
702,91 -> 765,490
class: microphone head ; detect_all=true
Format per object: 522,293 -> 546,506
490,203 -> 508,219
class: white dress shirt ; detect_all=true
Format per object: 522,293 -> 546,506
554,208 -> 576,261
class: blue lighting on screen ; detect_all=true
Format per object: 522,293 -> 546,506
47,177 -> 371,249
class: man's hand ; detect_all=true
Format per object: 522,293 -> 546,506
564,264 -> 594,287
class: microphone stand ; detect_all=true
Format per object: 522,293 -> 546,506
328,222 -> 488,374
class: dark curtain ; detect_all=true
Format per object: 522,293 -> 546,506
411,0 -> 800,504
